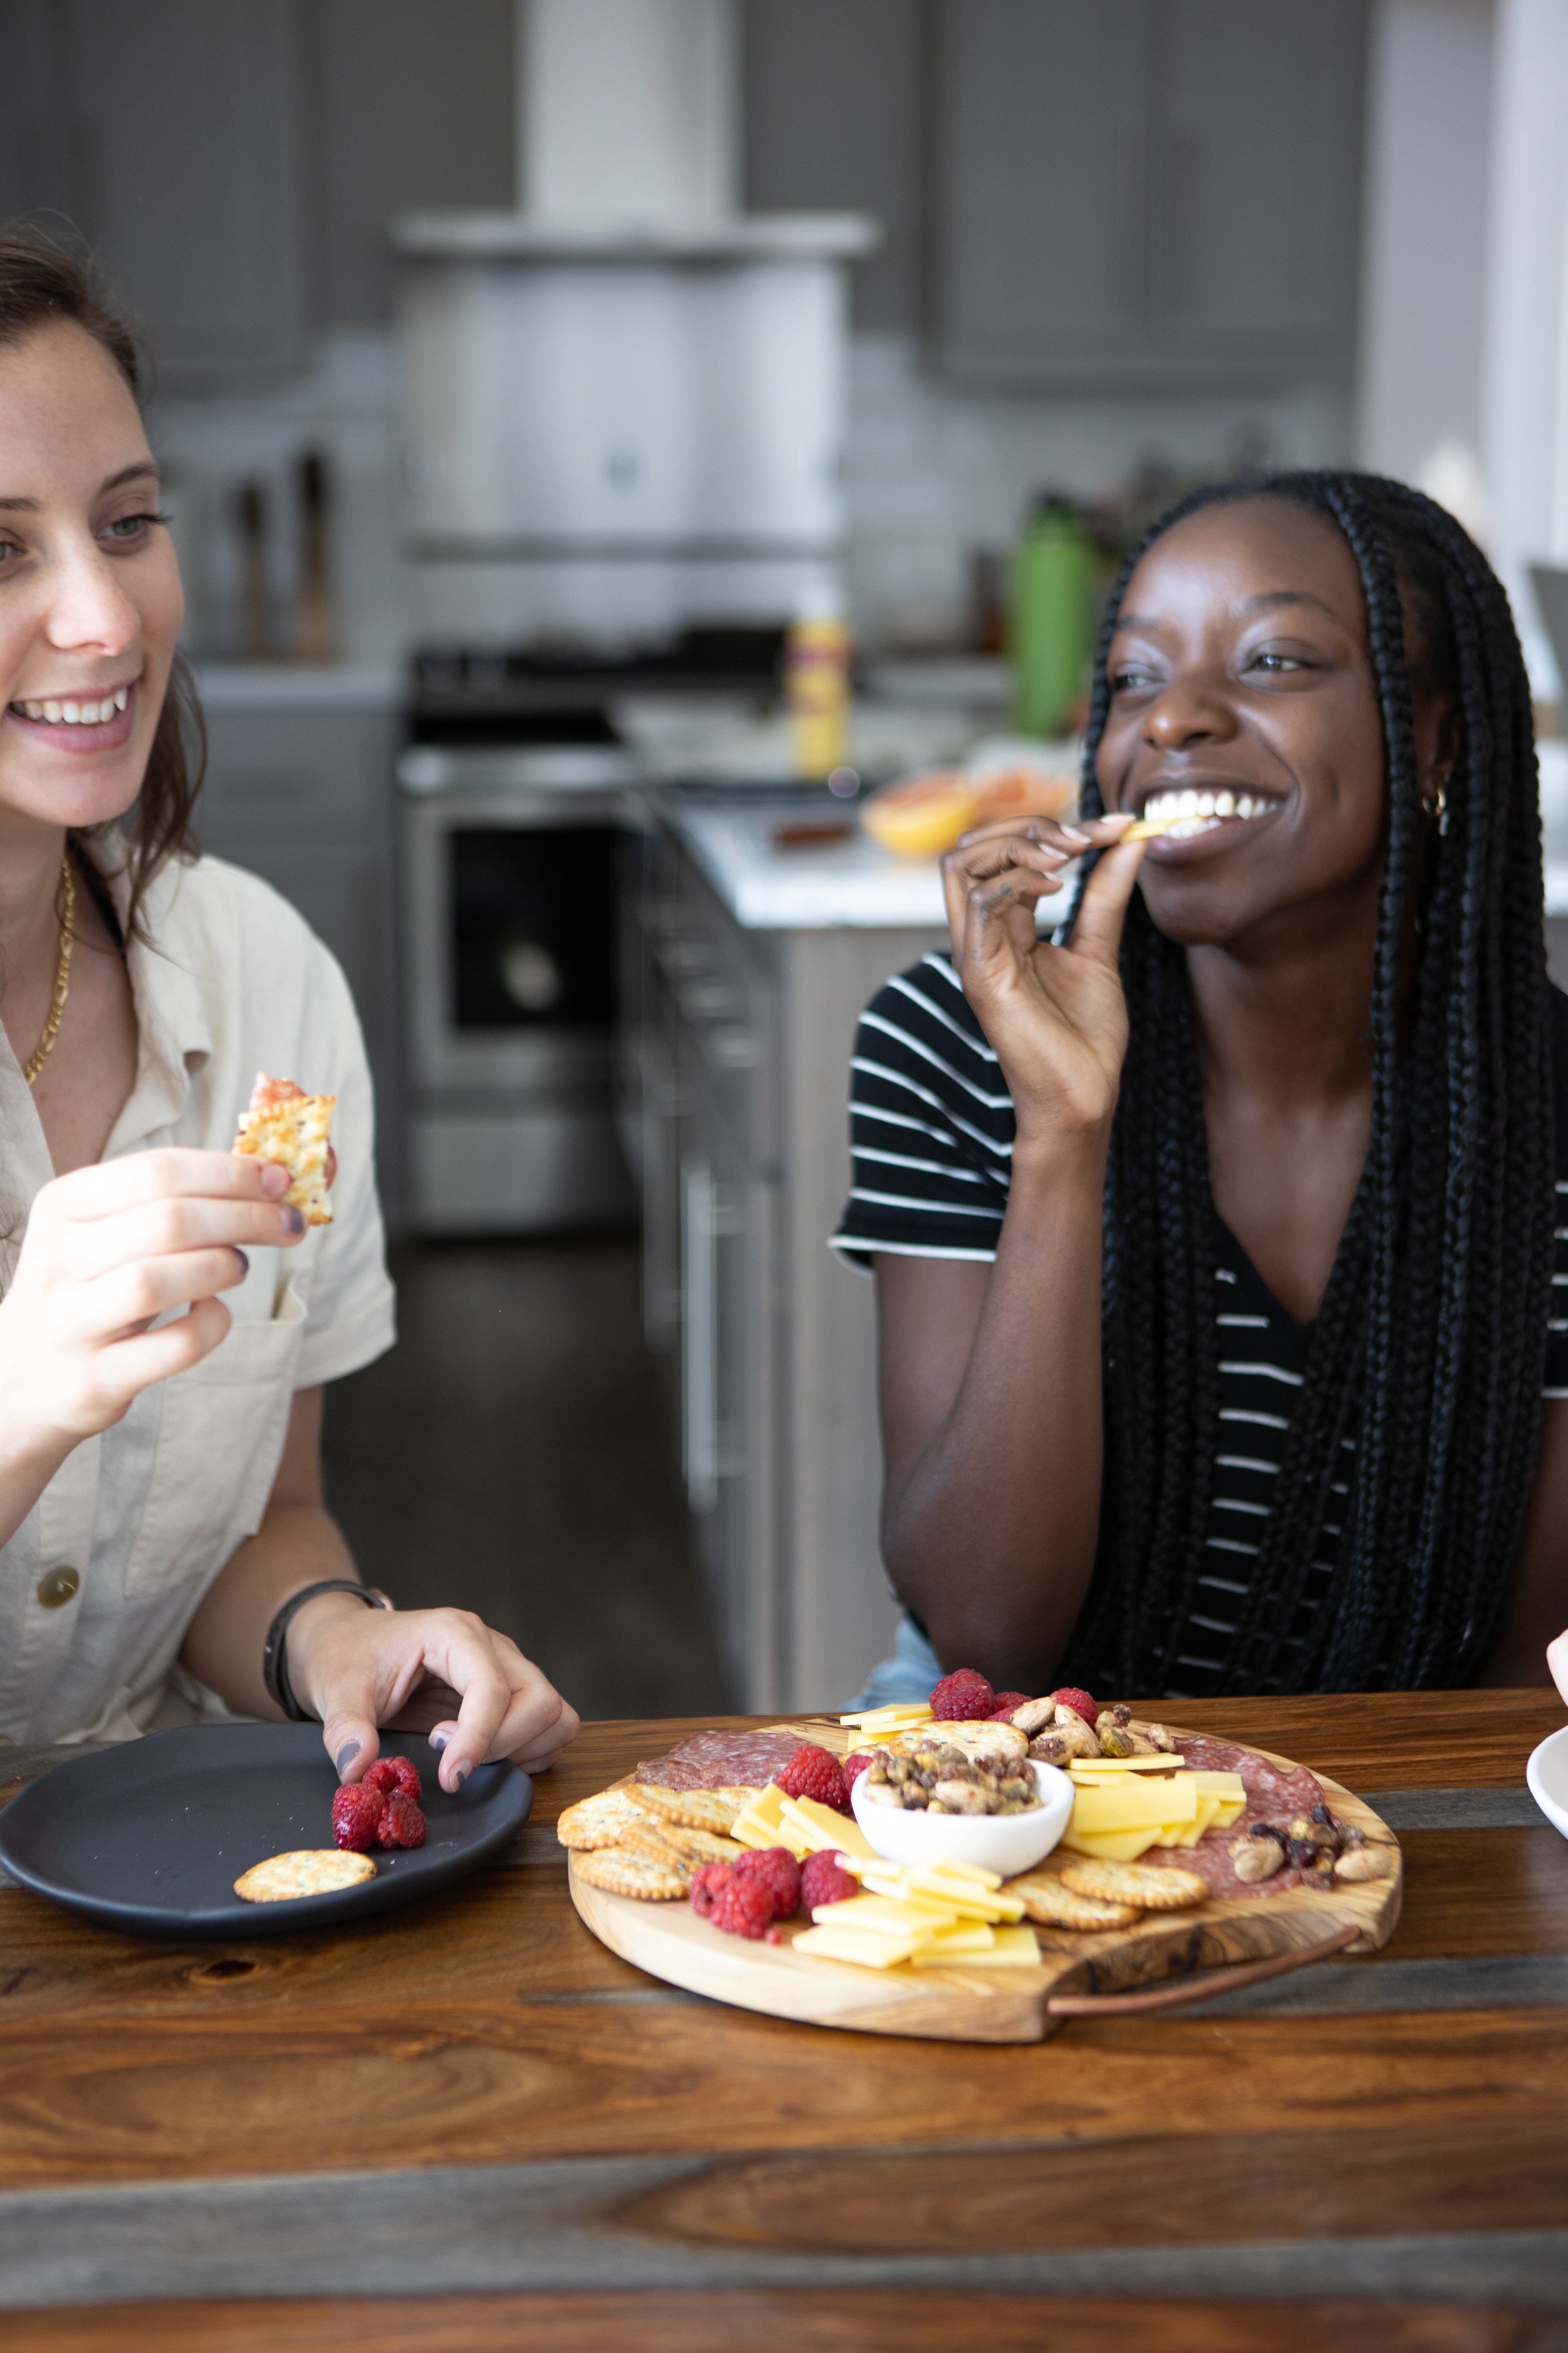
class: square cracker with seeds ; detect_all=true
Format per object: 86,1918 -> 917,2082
234,1073 -> 336,1226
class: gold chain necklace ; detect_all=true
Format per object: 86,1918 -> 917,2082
23,852 -> 75,1087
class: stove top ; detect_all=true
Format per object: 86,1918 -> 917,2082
408,625 -> 786,746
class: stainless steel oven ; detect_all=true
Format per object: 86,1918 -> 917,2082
397,742 -> 639,1233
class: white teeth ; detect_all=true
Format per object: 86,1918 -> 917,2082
14,687 -> 130,723
1136,784 -> 1276,832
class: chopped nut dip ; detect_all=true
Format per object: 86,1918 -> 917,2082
858,1741 -> 1042,1817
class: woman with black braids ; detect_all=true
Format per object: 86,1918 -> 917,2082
834,470 -> 1568,1702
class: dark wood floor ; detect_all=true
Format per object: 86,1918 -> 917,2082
321,1240 -> 729,1720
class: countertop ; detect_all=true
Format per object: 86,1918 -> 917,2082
1,1692 -> 1564,2346
670,799 -> 950,930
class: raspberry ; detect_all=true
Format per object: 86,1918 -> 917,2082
800,1848 -> 858,1913
930,1667 -> 995,1721
990,1691 -> 1033,1721
331,1784 -> 385,1853
842,1752 -> 875,1792
733,1846 -> 802,1920
1051,1686 -> 1097,1726
377,1792 -> 427,1849
689,1862 -> 731,1919
707,1872 -> 775,1940
774,1743 -> 851,1815
365,1754 -> 422,1803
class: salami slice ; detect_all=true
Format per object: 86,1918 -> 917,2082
1140,1735 -> 1328,1899
634,1729 -> 805,1792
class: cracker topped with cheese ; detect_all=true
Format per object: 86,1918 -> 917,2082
233,1072 -> 336,1226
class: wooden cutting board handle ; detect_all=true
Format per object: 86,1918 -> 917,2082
1045,1919 -> 1363,2017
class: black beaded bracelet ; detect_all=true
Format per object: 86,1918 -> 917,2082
262,1580 -> 390,1722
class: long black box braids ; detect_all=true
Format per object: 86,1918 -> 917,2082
1062,470 -> 1554,1695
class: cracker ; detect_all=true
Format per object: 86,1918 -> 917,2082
1059,1857 -> 1209,1911
1008,1871 -> 1140,1932
626,1820 -> 741,1868
233,1072 -> 336,1226
556,1788 -> 662,1852
574,1845 -> 689,1901
636,1783 -> 751,1835
620,1820 -> 699,1871
234,1850 -> 375,1903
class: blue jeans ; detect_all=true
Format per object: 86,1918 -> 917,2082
847,1615 -> 945,1710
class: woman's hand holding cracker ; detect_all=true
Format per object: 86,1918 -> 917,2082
941,811 -> 1147,1150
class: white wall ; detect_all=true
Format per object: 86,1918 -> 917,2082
846,336 -> 1352,652
1481,0 -> 1568,692
1355,0 -> 1494,502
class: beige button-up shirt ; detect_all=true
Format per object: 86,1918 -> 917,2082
0,852 -> 396,1745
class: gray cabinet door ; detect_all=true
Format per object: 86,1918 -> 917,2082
0,0 -> 308,388
934,0 -> 1366,393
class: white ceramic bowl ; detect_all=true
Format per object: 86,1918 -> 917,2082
1526,1722 -> 1568,1841
850,1757 -> 1074,1878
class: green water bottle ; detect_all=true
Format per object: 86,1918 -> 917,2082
1011,497 -> 1093,739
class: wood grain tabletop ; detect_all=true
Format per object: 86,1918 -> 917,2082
2,1692 -> 1567,2352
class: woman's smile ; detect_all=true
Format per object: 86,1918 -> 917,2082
1134,779 -> 1289,852
6,676 -> 137,753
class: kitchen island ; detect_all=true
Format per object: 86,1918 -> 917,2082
0,1690 -> 1565,2345
630,792 -> 950,1716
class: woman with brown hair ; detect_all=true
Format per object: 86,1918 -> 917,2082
0,231 -> 579,1783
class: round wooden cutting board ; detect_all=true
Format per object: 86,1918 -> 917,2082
567,1724 -> 1403,2045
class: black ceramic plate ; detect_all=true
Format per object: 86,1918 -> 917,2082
0,1722 -> 532,1938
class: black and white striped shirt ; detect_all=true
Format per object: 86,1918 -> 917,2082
833,951 -> 1568,1700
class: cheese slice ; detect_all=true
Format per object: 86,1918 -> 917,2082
1069,1756 -> 1188,1776
911,1925 -> 1043,1968
1070,1775 -> 1200,1834
793,1926 -> 922,1969
914,1921 -> 998,1954
839,1703 -> 933,1731
1057,1824 -> 1167,1861
731,1782 -> 796,1851
779,1796 -> 878,1861
1159,1791 -> 1223,1848
810,1894 -> 955,1940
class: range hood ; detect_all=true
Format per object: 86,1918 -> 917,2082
393,0 -> 876,647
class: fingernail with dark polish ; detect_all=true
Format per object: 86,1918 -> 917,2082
283,1206 -> 306,1236
453,1762 -> 471,1788
232,1248 -> 249,1275
336,1741 -> 360,1776
429,1731 -> 450,1753
260,1162 -> 290,1196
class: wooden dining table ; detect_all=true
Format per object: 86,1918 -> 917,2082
2,1690 -> 1567,2352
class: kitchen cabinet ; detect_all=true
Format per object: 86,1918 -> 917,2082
932,0 -> 1368,394
193,670 -> 402,1220
0,0 -> 310,388
633,803 -> 947,1712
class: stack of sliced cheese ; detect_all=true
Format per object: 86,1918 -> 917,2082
838,1700 -> 935,1749
730,1779 -> 879,1864
795,1855 -> 1040,1973
1060,1756 -> 1246,1862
